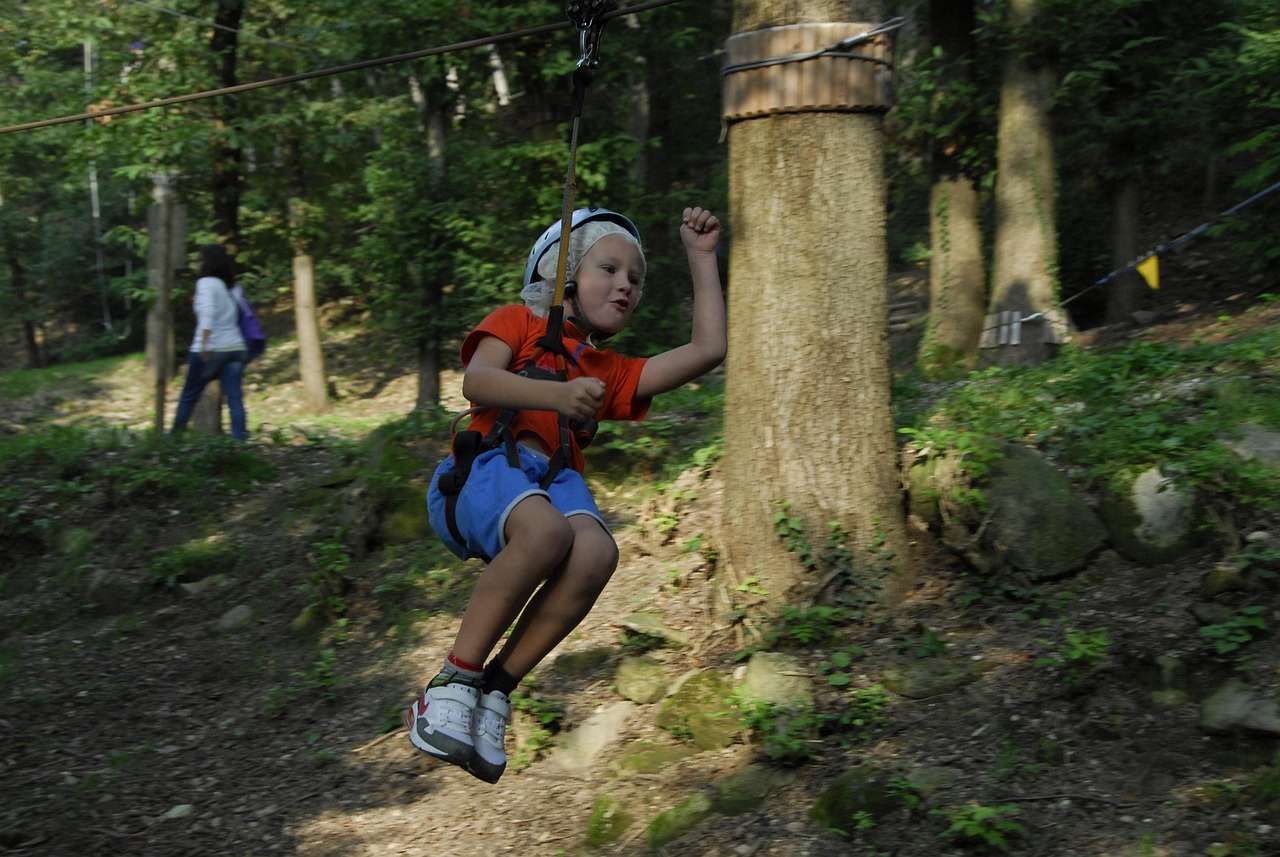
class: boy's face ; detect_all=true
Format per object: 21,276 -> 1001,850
572,234 -> 644,333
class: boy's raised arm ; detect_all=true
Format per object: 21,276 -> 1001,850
636,207 -> 727,399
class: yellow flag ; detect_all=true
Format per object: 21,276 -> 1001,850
1136,255 -> 1159,290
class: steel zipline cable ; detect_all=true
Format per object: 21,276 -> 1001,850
0,0 -> 686,136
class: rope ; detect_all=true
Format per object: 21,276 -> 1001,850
0,0 -> 686,136
1018,177 -> 1280,324
719,16 -> 907,76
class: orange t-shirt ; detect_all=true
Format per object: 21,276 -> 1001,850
459,304 -> 651,473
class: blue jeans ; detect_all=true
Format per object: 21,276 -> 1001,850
171,350 -> 249,441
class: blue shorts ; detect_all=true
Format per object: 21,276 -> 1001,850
427,444 -> 608,561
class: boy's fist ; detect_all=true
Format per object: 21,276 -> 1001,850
561,376 -> 605,420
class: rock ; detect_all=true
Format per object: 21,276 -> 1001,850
647,791 -> 713,850
614,654 -> 668,704
1151,689 -> 1189,709
607,739 -> 699,776
289,603 -> 327,635
84,568 -> 143,617
655,671 -> 739,751
1099,466 -> 1200,566
216,604 -> 254,631
977,445 -> 1107,580
1220,422 -> 1280,468
547,647 -> 612,676
586,795 -> 633,847
810,765 -> 903,835
715,763 -> 794,815
1202,563 -> 1247,598
552,701 -> 636,772
737,652 -> 814,709
881,657 -> 992,699
905,766 -> 961,798
1200,680 -> 1280,736
616,611 -> 689,648
179,574 -> 229,597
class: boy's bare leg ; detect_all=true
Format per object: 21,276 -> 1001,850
449,495 -> 574,667
489,515 -> 619,678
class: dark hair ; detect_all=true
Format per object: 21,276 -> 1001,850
198,244 -> 235,285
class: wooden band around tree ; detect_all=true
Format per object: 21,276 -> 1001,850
722,23 -> 894,122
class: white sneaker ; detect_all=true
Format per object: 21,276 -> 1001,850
405,681 -> 478,768
467,689 -> 511,784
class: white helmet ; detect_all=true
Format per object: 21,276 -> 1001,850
522,206 -> 642,289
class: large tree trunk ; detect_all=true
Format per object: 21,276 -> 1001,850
1104,178 -> 1146,325
918,0 -> 986,377
983,0 -> 1061,368
722,0 -> 910,619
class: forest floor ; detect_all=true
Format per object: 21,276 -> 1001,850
2,252 -> 1279,857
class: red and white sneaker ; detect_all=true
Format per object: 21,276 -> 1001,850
467,689 -> 511,784
405,681 -> 478,768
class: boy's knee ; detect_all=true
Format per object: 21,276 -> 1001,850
574,524 -> 619,580
507,504 -> 575,564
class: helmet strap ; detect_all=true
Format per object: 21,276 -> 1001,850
565,284 -> 612,346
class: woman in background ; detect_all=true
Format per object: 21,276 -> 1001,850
170,243 -> 249,441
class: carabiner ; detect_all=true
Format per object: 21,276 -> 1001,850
566,0 -> 616,69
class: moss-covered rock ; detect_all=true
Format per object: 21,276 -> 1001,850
647,792 -> 713,850
586,795 -> 633,847
655,671 -> 737,750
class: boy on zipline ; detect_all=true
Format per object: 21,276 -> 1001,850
408,204 -> 725,783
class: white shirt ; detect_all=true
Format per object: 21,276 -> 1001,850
190,277 -> 248,352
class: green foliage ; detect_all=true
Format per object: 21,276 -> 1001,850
886,775 -> 922,811
935,803 -> 1029,853
896,328 -> 1280,516
292,648 -> 342,702
737,700 -> 824,767
899,626 -> 949,659
587,381 -> 724,485
1034,626 -> 1111,682
771,502 -> 889,616
148,540 -> 240,589
766,605 -> 850,646
1200,606 -> 1269,656
736,680 -> 889,766
816,645 -> 867,688
509,683 -> 566,772
832,684 -> 892,743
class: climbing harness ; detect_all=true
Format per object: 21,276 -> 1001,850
437,2 -> 622,559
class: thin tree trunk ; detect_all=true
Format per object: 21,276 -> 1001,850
146,176 -> 177,434
8,255 -> 44,369
294,253 -> 329,413
1104,178 -> 1145,325
210,0 -> 245,247
921,175 -> 987,375
919,0 -> 985,377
